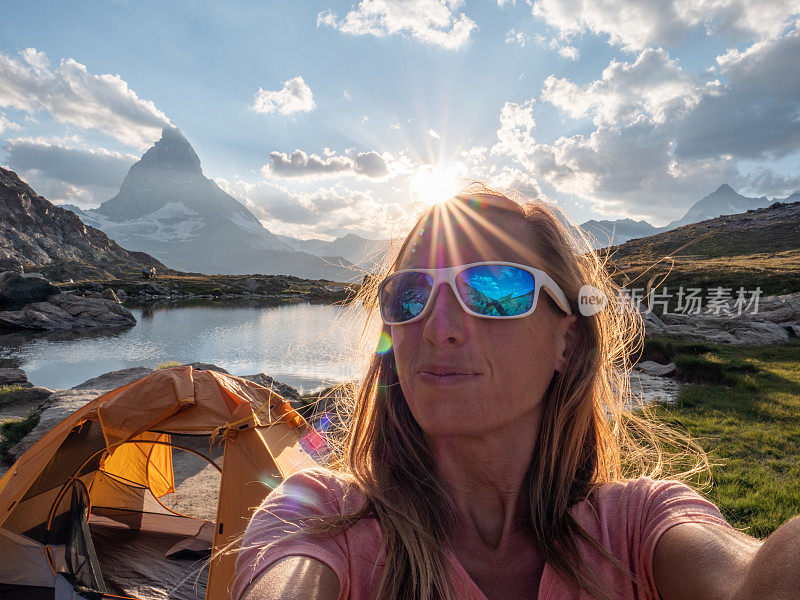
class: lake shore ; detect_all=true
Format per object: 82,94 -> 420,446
59,273 -> 360,304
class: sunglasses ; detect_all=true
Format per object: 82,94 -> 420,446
378,261 -> 573,325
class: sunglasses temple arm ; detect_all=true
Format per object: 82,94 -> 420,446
538,273 -> 573,315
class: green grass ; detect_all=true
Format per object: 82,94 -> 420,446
640,336 -> 800,537
0,384 -> 25,402
0,413 -> 40,460
156,360 -> 182,370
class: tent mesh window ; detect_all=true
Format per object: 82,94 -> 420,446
87,433 -> 223,600
47,479 -> 106,595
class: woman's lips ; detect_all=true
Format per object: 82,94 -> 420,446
417,367 -> 479,385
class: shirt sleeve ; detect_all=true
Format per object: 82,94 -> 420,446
231,467 -> 351,600
635,477 -> 736,599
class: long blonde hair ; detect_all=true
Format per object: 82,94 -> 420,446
269,183 -> 709,600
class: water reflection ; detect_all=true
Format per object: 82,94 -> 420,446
0,299 -> 374,392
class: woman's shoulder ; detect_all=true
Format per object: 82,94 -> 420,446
588,475 -> 709,506
268,466 -> 366,513
572,475 -> 728,534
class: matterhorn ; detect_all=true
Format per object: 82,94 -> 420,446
72,126 -> 351,279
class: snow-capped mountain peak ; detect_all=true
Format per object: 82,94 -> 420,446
74,127 -> 352,279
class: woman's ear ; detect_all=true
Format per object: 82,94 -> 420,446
554,314 -> 578,373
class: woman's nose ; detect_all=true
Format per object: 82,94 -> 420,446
422,283 -> 467,346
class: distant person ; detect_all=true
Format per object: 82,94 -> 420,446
233,183 -> 798,600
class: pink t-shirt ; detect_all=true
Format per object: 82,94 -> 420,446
232,467 -> 733,600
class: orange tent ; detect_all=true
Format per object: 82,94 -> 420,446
0,365 -> 326,600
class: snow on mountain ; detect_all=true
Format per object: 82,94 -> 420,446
77,126 -> 353,280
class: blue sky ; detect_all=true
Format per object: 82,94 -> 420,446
1,0 -> 798,240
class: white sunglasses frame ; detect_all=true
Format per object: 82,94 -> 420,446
378,261 -> 573,325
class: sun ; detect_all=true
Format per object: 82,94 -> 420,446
410,165 -> 463,207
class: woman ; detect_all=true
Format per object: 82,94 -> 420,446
233,185 -> 798,600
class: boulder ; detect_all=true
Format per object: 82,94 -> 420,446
309,285 -> 350,302
627,371 -> 687,406
750,292 -> 800,324
182,362 -> 229,375
633,292 -> 796,345
133,282 -> 168,296
647,311 -> 790,345
241,373 -> 301,401
0,385 -> 53,422
0,271 -> 59,305
0,292 -> 136,330
0,367 -> 30,387
633,361 -> 677,377
0,260 -> 23,274
101,288 -> 121,303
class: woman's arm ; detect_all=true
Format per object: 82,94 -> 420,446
241,556 -> 341,600
653,516 -> 800,600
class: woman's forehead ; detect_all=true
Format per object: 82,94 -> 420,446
398,207 -> 545,269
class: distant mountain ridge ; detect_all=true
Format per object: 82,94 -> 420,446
277,232 -> 390,267
609,198 -> 800,262
578,184 -> 800,248
71,127 -> 354,280
0,167 -> 172,282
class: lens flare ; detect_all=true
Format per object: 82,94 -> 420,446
376,331 -> 392,354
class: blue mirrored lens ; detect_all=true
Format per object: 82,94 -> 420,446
456,265 -> 535,316
381,272 -> 433,322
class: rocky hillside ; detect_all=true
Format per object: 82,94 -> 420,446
0,167 -> 174,282
610,200 -> 800,261
604,199 -> 800,298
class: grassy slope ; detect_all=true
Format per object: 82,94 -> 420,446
602,203 -> 800,298
640,336 -> 800,537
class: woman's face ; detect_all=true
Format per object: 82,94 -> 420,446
390,206 -> 578,439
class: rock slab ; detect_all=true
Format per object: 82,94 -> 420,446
0,292 -> 136,330
0,367 -> 31,387
0,271 -> 59,304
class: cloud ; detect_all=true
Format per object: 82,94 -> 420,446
505,28 -> 529,46
216,178 -> 410,239
317,0 -> 477,50
4,136 -> 136,190
487,167 -> 546,201
739,168 -> 800,198
541,28 -> 800,161
531,0 -> 799,51
428,129 -> 440,139
250,76 -> 315,115
673,27 -> 800,160
527,121 -> 739,220
503,25 -> 800,219
491,99 -> 536,161
541,48 -> 705,126
557,45 -> 580,60
262,148 -> 410,179
0,48 -> 170,148
0,114 -> 21,134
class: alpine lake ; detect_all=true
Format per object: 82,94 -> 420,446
0,298 -> 376,393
